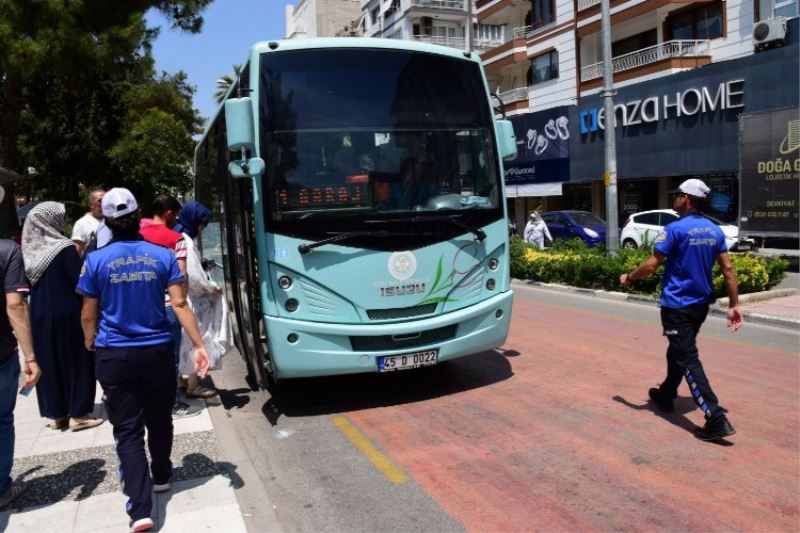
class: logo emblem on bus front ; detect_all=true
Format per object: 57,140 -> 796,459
388,251 -> 417,281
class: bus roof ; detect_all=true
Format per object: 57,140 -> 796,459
248,37 -> 478,64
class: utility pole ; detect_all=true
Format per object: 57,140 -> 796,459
465,0 -> 473,53
601,0 -> 619,254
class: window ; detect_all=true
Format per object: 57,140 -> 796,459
659,212 -> 679,226
531,50 -> 558,85
667,1 -> 724,40
773,0 -> 799,17
612,29 -> 657,57
531,0 -> 555,29
371,7 -> 379,26
635,213 -> 661,225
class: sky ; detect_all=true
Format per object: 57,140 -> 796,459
146,0 -> 292,124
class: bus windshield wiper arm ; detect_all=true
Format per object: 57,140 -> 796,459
298,230 -> 429,254
367,214 -> 485,241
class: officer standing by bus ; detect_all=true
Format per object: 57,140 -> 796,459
620,178 -> 743,442
77,188 -> 210,532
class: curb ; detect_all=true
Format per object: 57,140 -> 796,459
510,279 -> 799,329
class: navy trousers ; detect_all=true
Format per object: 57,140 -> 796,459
96,343 -> 176,521
659,303 -> 724,421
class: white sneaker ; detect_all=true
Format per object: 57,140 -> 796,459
171,402 -> 201,419
130,517 -> 154,532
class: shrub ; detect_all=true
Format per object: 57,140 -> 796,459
510,237 -> 787,297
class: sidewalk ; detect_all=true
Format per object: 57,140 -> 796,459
0,370 -> 249,532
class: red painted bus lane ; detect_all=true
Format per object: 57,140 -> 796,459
344,296 -> 799,532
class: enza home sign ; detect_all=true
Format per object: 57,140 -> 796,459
580,79 -> 745,133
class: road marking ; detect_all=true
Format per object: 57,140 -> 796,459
331,415 -> 407,484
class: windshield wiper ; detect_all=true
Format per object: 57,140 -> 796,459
366,213 -> 486,242
297,230 -> 429,254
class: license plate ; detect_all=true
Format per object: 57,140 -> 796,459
378,349 -> 438,372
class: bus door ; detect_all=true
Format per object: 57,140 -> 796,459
227,175 -> 271,386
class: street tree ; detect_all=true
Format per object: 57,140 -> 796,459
0,0 -> 212,235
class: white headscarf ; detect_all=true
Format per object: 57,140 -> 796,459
21,202 -> 75,286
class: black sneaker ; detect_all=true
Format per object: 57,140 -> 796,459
648,387 -> 674,413
694,415 -> 736,441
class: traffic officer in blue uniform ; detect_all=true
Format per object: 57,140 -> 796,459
620,178 -> 743,442
77,188 -> 210,532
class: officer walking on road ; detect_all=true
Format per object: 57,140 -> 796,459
77,188 -> 210,532
620,178 -> 743,442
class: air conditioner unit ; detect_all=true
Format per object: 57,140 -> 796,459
753,17 -> 787,50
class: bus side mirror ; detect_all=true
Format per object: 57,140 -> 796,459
495,120 -> 517,161
225,97 -> 265,178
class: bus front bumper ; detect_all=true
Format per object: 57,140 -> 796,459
265,290 -> 513,379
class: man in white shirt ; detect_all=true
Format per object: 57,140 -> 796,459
71,189 -> 105,255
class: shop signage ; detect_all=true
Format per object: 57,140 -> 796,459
579,79 -> 745,133
505,106 -> 570,185
739,107 -> 800,236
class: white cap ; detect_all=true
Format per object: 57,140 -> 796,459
101,187 -> 138,219
672,178 -> 710,199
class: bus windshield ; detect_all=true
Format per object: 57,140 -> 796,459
259,48 -> 502,246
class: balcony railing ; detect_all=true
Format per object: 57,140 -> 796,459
473,25 -> 530,53
413,34 -> 467,49
525,19 -> 557,38
580,39 -> 711,82
410,0 -> 466,9
577,0 -> 601,11
497,86 -> 530,104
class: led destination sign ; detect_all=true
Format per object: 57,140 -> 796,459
277,183 -> 371,210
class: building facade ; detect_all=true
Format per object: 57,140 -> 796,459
286,0 -> 362,39
476,0 -> 799,233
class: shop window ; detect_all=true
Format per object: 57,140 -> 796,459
666,1 -> 724,40
612,29 -> 658,56
531,50 -> 558,85
532,0 -> 556,30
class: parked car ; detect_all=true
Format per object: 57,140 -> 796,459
540,210 -> 607,247
620,209 -> 755,251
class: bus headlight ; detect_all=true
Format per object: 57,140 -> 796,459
285,298 -> 299,312
486,278 -> 496,291
488,258 -> 499,271
278,276 -> 292,290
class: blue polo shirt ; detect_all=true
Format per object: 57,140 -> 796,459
76,239 -> 184,347
654,213 -> 727,309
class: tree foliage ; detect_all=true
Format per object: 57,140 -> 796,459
0,0 -> 213,236
214,64 -> 242,103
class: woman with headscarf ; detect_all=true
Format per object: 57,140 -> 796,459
524,211 -> 552,250
174,201 -> 232,398
21,202 -> 102,431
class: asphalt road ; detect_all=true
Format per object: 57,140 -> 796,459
212,286 -> 799,532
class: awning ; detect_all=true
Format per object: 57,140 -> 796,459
505,182 -> 563,198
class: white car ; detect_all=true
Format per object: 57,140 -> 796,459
620,209 -> 755,251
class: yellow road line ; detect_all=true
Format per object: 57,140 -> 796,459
331,415 -> 407,484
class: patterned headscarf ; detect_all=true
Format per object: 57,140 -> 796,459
21,202 -> 75,286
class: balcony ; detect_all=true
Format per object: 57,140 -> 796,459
410,0 -> 466,10
413,34 -> 467,49
577,0 -> 601,11
497,86 -> 530,104
473,25 -> 531,53
580,40 -> 711,82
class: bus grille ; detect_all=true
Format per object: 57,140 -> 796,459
366,304 -> 437,320
350,325 -> 456,352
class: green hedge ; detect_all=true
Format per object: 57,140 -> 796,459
510,236 -> 788,297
